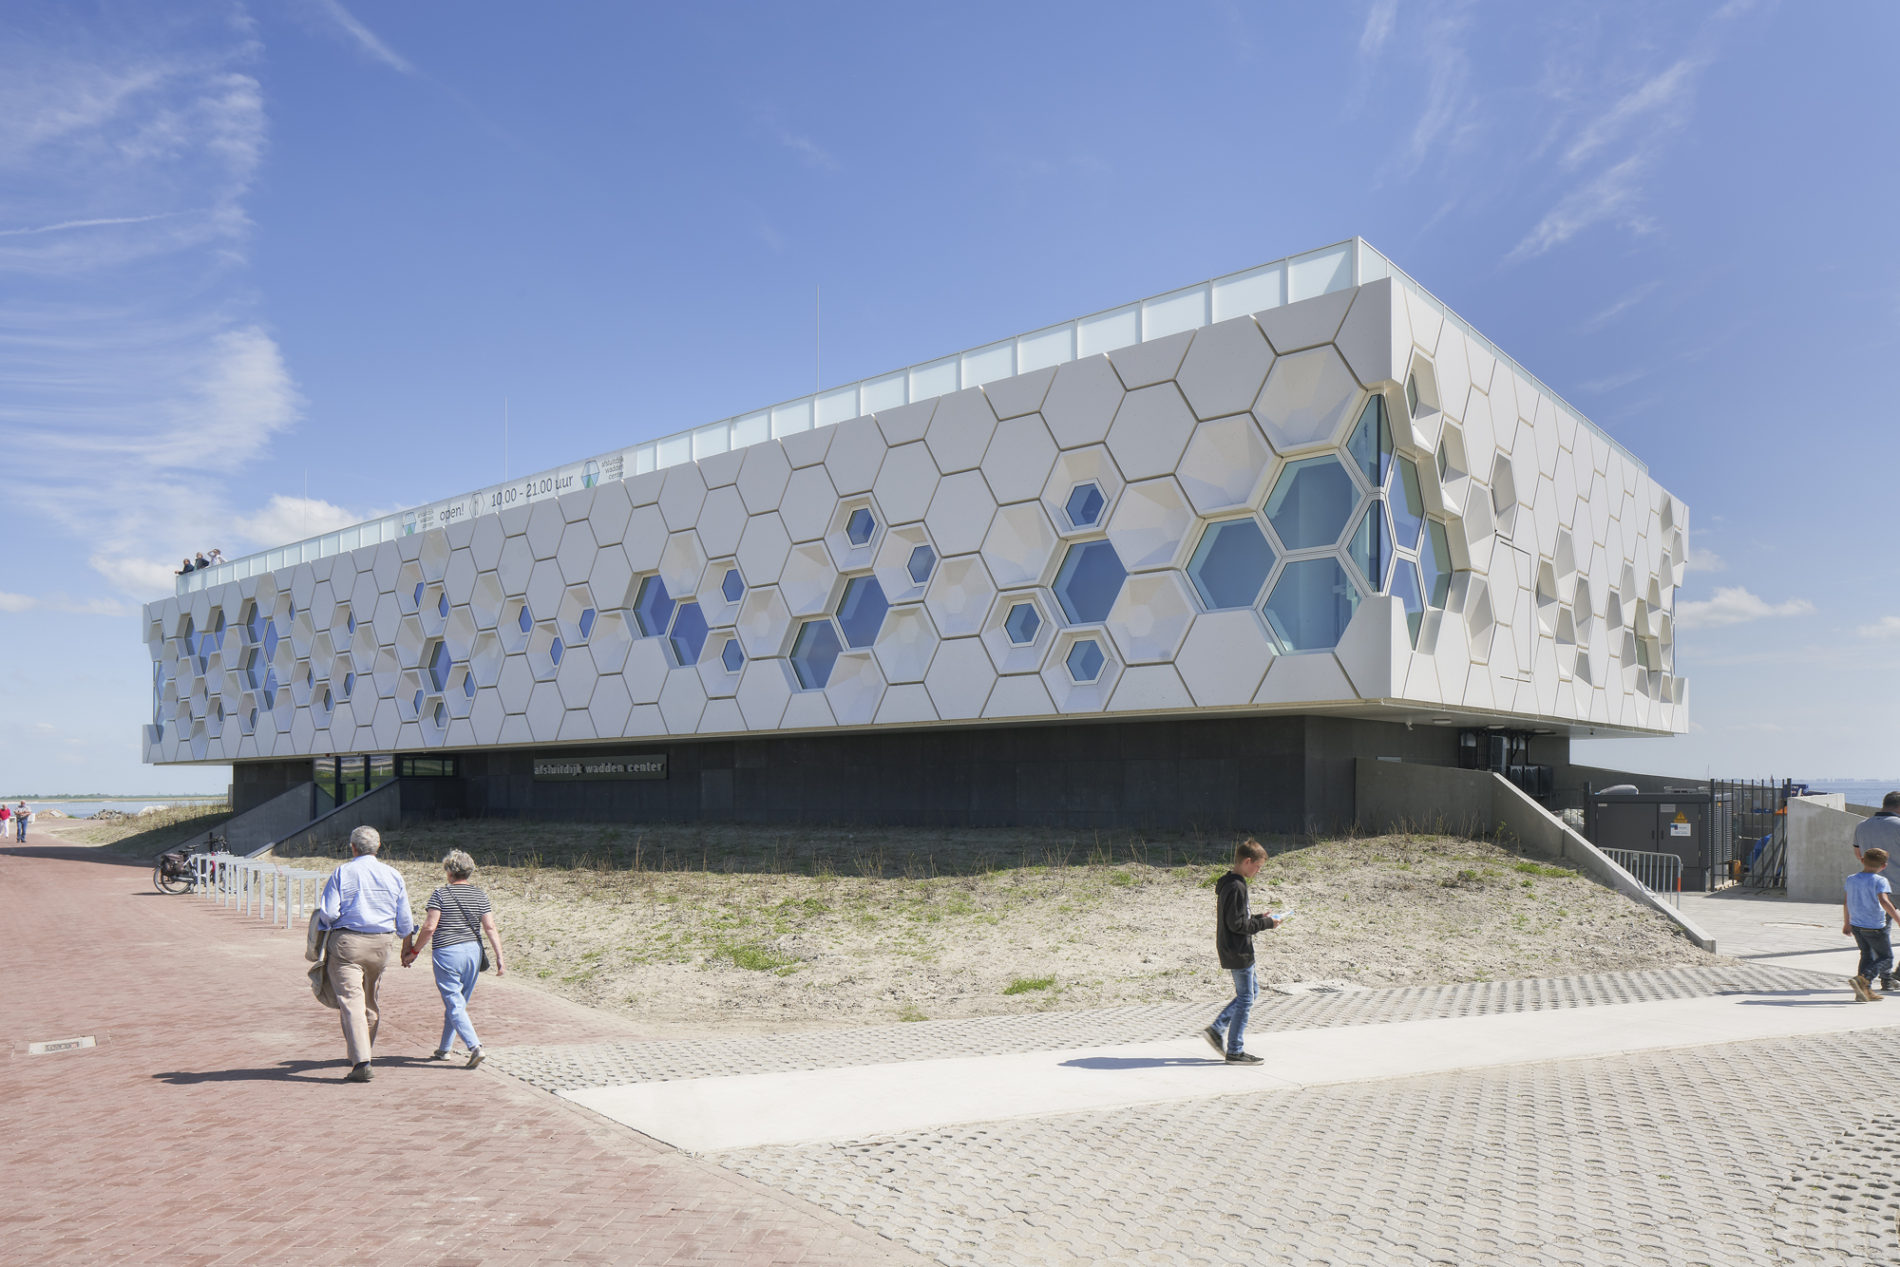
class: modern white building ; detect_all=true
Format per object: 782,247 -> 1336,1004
146,239 -> 1686,830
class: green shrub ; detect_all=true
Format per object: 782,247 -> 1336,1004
1003,976 -> 1054,996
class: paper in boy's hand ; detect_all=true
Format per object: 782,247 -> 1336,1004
1270,905 -> 1295,921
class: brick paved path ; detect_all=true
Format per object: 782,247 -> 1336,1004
0,842 -> 924,1266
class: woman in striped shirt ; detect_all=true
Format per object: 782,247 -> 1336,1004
401,849 -> 505,1067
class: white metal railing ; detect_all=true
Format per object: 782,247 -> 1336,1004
1604,847 -> 1684,907
191,852 -> 330,929
175,235 -> 1643,597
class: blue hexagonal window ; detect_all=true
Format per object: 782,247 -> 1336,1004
427,642 -> 451,691
845,506 -> 877,546
262,620 -> 279,661
244,604 -> 262,644
321,687 -> 333,712
1064,481 -> 1106,530
790,618 -> 843,689
668,601 -> 708,665
1265,456 -> 1357,551
1004,601 -> 1043,646
243,648 -> 262,690
1392,457 -> 1426,552
462,671 -> 477,700
262,667 -> 278,707
578,608 -> 596,639
1391,559 -> 1425,646
836,575 -> 889,649
209,612 -> 225,650
721,637 -> 745,673
437,592 -> 449,619
632,576 -> 674,637
411,687 -> 424,715
1420,519 -> 1453,608
721,567 -> 744,604
517,604 -> 534,635
246,707 -> 257,731
346,611 -> 356,635
906,544 -> 937,586
1187,518 -> 1276,610
550,636 -> 564,666
1263,557 -> 1361,652
433,700 -> 447,728
1348,394 -> 1391,489
1052,540 -> 1127,624
1065,638 -> 1106,683
342,671 -> 355,698
1347,500 -> 1388,592
413,580 -> 425,608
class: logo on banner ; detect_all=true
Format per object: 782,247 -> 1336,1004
401,510 -> 417,536
584,459 -> 601,489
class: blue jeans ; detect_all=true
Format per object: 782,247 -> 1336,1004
1853,926 -> 1894,983
432,940 -> 483,1053
1211,966 -> 1258,1054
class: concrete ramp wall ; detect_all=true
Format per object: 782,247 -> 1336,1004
1786,795 -> 1865,903
164,781 -> 314,859
1354,758 -> 1716,952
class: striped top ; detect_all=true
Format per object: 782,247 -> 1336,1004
426,883 -> 492,948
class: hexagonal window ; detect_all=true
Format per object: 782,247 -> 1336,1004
426,642 -> 452,691
436,592 -> 449,619
517,604 -> 534,635
462,670 -> 477,700
1064,481 -> 1106,530
578,608 -> 597,640
720,637 -> 745,673
1052,540 -> 1127,624
1263,557 -> 1361,652
1188,519 -> 1276,611
262,667 -> 279,708
1391,456 -> 1425,551
244,603 -> 262,644
342,671 -> 355,698
1421,520 -> 1454,608
1266,455 -> 1356,551
720,567 -> 744,604
346,610 -> 357,636
790,618 -> 843,689
1391,559 -> 1425,646
845,507 -> 877,546
432,700 -> 447,728
549,635 -> 565,667
1406,372 -> 1419,417
1347,501 -> 1388,592
321,686 -> 333,713
412,580 -> 425,608
668,601 -> 708,665
1065,638 -> 1106,683
836,575 -> 889,649
242,648 -> 262,690
1004,601 -> 1043,646
411,687 -> 425,715
1347,395 -> 1391,489
632,576 -> 674,637
262,620 -> 280,661
907,544 -> 937,586
208,611 -> 225,650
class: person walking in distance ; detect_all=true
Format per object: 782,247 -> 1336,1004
315,826 -> 416,1082
1202,838 -> 1282,1065
13,801 -> 27,842
401,849 -> 506,1068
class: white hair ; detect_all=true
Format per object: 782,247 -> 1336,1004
442,849 -> 476,880
349,826 -> 382,855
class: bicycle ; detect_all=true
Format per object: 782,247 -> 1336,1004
152,831 -> 228,895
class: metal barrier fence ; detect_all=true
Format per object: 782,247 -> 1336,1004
191,852 -> 330,928
1604,847 -> 1684,908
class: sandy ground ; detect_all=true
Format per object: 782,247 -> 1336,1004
268,827 -> 1716,1032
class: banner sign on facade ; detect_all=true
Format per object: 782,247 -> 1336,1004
532,753 -> 667,781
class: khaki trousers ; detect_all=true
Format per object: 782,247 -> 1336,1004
327,931 -> 393,1064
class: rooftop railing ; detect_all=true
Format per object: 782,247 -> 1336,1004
176,237 -> 1639,597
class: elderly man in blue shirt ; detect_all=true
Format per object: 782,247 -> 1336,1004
317,826 -> 416,1082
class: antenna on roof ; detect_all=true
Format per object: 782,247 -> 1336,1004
815,284 -> 821,393
503,397 -> 509,481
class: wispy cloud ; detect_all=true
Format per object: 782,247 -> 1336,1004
1359,0 -> 1400,59
762,111 -> 838,171
1686,546 -> 1725,573
1858,616 -> 1900,640
0,211 -> 188,238
1581,280 -> 1662,332
1511,9 -> 1750,261
306,0 -> 414,74
1400,4 -> 1476,175
1675,586 -> 1814,630
0,592 -> 129,617
1574,367 -> 1648,394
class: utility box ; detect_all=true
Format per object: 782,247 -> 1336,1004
1585,791 -> 1716,892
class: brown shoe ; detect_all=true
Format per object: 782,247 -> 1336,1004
1851,975 -> 1874,1002
344,1062 -> 373,1082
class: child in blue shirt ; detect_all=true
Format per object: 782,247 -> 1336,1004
1842,847 -> 1900,1002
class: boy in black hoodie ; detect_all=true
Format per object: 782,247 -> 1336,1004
1203,838 -> 1280,1065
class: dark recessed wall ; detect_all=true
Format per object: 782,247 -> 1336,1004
385,714 -> 1489,835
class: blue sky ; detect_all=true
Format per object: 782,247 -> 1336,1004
1,0 -> 1894,794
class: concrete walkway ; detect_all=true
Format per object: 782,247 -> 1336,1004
0,838 -> 923,1266
1683,886 -> 1863,978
